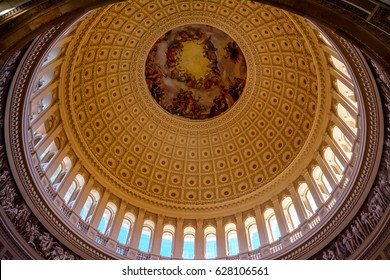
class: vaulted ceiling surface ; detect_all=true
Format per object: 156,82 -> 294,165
59,0 -> 330,216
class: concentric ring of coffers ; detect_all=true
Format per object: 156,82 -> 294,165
60,1 -> 326,213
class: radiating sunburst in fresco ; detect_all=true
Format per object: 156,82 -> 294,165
146,24 -> 247,120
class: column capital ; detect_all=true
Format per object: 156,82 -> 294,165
271,196 -> 280,205
234,212 -> 243,220
138,208 -> 146,216
176,217 -> 184,225
216,216 -> 224,223
157,214 -> 164,220
287,184 -> 296,193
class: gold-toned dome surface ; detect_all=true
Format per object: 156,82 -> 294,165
61,0 -> 329,214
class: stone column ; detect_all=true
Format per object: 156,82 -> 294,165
35,122 -> 62,156
303,171 -> 325,206
316,153 -> 339,188
109,200 -> 127,241
272,197 -> 291,247
287,185 -> 307,223
31,102 -> 59,132
325,136 -> 349,168
151,215 -> 164,256
57,161 -> 81,196
44,145 -> 70,179
173,218 -> 184,259
271,197 -> 288,236
330,114 -> 356,144
235,213 -> 249,253
72,177 -> 94,214
332,89 -> 358,118
216,217 -> 226,258
303,172 -> 329,219
31,78 -> 59,102
129,209 -> 146,249
195,219 -> 204,259
329,67 -> 354,91
254,206 -> 269,246
90,189 -> 111,229
321,44 -> 338,58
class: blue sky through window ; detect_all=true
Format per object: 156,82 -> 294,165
97,209 -> 111,234
79,197 -> 92,221
227,231 -> 239,256
138,227 -> 152,252
117,220 -> 131,244
270,216 -> 281,241
249,225 -> 260,249
160,232 -> 173,257
182,235 -> 195,259
205,234 -> 217,259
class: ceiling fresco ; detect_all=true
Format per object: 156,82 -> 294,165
145,24 -> 247,120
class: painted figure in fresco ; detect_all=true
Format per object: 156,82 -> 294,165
166,42 -> 182,67
168,89 -> 206,118
224,41 -> 241,63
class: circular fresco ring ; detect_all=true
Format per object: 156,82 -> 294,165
146,24 -> 247,120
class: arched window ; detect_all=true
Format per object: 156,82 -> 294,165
332,126 -> 352,158
79,189 -> 100,223
98,209 -> 112,234
97,202 -> 117,235
33,132 -> 44,146
64,174 -> 85,206
244,217 -> 260,250
50,165 -> 62,184
288,204 -> 299,228
117,212 -> 135,245
318,32 -> 331,46
264,208 -> 281,242
330,55 -> 351,78
204,226 -> 217,259
312,166 -> 332,199
324,147 -> 344,181
225,223 -> 239,256
298,183 -> 317,217
33,123 -> 47,147
281,197 -> 300,231
182,226 -> 195,259
64,181 -> 77,204
80,197 -> 92,221
31,93 -> 53,121
336,103 -> 357,133
43,47 -> 61,65
160,224 -> 175,258
35,70 -> 54,92
39,141 -> 59,170
335,79 -> 357,107
138,220 -> 155,253
50,156 -> 72,190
